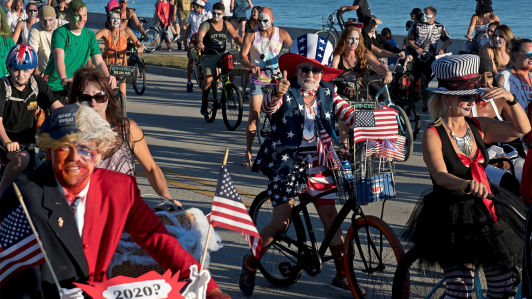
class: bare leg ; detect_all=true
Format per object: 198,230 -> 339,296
242,73 -> 249,98
0,151 -> 30,195
119,82 -> 127,112
239,20 -> 246,40
314,203 -> 344,247
258,199 -> 294,251
243,93 -> 262,163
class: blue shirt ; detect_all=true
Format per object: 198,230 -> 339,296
387,38 -> 399,66
204,2 -> 213,13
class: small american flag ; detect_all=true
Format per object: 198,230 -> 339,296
366,139 -> 382,157
352,107 -> 398,144
210,166 -> 262,259
380,136 -> 406,162
0,205 -> 45,286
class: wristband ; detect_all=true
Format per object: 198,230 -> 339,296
507,94 -> 519,106
3,140 -> 12,145
462,180 -> 472,194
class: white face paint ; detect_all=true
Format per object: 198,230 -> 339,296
494,30 -> 505,47
192,5 -> 202,13
213,9 -> 223,22
422,13 -> 433,23
110,13 -> 120,28
41,16 -> 56,31
347,30 -> 360,51
258,13 -> 271,31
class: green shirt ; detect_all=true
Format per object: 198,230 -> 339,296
44,25 -> 101,92
0,37 -> 15,78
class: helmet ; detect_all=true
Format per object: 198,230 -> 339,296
106,0 -> 119,13
6,44 -> 38,70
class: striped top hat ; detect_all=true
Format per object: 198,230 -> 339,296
279,34 -> 342,82
427,54 -> 484,95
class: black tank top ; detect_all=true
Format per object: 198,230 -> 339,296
336,56 -> 367,99
203,20 -> 228,55
431,117 -> 489,192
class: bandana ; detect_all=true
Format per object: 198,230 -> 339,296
301,86 -> 319,98
437,76 -> 479,91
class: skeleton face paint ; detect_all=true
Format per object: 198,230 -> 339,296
348,30 -> 360,51
258,13 -> 271,31
213,9 -> 223,22
422,13 -> 433,23
192,4 -> 202,14
41,16 -> 56,31
494,30 -> 504,47
110,13 -> 120,28
28,7 -> 38,19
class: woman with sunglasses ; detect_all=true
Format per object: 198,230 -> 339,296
69,67 -> 180,206
12,2 -> 38,44
6,0 -> 26,32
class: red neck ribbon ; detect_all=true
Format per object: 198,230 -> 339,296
458,150 -> 498,224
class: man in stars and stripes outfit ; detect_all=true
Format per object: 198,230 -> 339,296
239,34 -> 360,296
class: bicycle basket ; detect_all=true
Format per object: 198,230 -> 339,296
353,149 -> 396,205
220,52 -> 249,76
109,65 -> 137,83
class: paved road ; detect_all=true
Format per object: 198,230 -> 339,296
126,72 -> 434,298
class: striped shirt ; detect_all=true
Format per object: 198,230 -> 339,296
408,21 -> 451,58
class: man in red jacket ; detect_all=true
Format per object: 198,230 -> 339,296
0,104 -> 230,299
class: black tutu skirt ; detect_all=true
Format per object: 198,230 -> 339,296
401,185 -> 528,269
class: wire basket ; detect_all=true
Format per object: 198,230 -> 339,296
353,146 -> 396,205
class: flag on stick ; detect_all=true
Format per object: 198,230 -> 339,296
210,166 -> 262,259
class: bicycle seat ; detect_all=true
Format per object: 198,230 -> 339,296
138,18 -> 149,24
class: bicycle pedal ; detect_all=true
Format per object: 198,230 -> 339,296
278,262 -> 293,277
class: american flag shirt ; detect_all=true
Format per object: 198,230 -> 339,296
252,81 -> 355,181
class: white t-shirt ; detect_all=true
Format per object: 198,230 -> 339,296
300,102 -> 318,148
7,11 -> 27,32
56,178 -> 90,238
221,0 -> 232,17
186,9 -> 212,40
498,69 -> 532,110
28,22 -> 59,73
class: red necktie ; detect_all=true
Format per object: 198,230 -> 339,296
458,150 -> 498,223
64,193 -> 81,217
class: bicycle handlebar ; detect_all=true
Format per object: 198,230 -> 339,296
486,194 -> 527,222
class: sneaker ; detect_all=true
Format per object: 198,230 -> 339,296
200,101 -> 208,116
421,107 -> 429,114
239,254 -> 256,297
184,45 -> 189,51
173,35 -> 181,43
167,48 -> 172,52
177,42 -> 182,50
187,82 -> 193,92
330,276 -> 351,294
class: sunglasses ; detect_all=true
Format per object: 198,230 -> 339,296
77,92 -> 109,103
517,52 -> 532,59
29,9 -> 38,12
299,66 -> 323,75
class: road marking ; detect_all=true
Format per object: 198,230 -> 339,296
136,168 -> 253,207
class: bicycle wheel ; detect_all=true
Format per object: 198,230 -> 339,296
396,100 -> 421,141
114,89 -> 126,117
133,59 -> 147,95
392,247 -> 445,299
315,29 -> 338,48
390,105 -> 414,162
344,215 -> 405,299
204,84 -> 218,123
144,28 -> 160,52
249,191 -> 305,287
257,113 -> 271,146
222,83 -> 243,131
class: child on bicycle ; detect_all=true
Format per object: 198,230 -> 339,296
239,34 -> 361,296
0,44 -> 63,195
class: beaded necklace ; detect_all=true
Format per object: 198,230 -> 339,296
442,118 -> 474,157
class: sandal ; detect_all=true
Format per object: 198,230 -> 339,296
240,159 -> 252,167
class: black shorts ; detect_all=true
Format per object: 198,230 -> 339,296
223,16 -> 232,21
232,17 -> 247,23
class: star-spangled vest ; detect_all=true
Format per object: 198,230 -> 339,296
251,80 -> 338,181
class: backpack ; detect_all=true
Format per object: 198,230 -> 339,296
1,75 -> 39,104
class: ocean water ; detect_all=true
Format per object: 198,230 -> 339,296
86,0 -> 531,39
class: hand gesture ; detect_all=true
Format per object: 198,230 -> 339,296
480,82 -> 515,102
251,65 -> 261,76
277,70 -> 290,96
5,141 -> 20,152
466,180 -> 489,199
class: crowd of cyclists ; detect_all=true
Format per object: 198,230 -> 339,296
0,0 -> 531,298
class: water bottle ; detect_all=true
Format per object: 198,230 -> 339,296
341,160 -> 354,186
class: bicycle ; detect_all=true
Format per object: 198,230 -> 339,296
253,72 -> 280,146
103,48 -> 132,117
315,9 -> 348,47
250,144 -> 405,298
133,16 -> 161,53
391,194 -> 527,299
201,48 -> 245,131
125,47 -> 147,96
190,47 -> 204,90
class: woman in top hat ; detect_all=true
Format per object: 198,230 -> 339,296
402,54 -> 530,297
239,33 -> 360,296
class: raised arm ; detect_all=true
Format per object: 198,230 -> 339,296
130,10 -> 148,40
365,52 -> 392,83
226,20 -> 243,46
466,15 -> 477,41
12,20 -> 23,43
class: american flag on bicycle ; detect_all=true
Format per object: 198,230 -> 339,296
209,166 -> 262,259
352,107 -> 398,144
380,136 -> 406,161
366,139 -> 382,157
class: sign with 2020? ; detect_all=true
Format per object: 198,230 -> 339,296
102,279 -> 171,299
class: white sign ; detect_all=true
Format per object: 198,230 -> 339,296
102,279 -> 171,299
